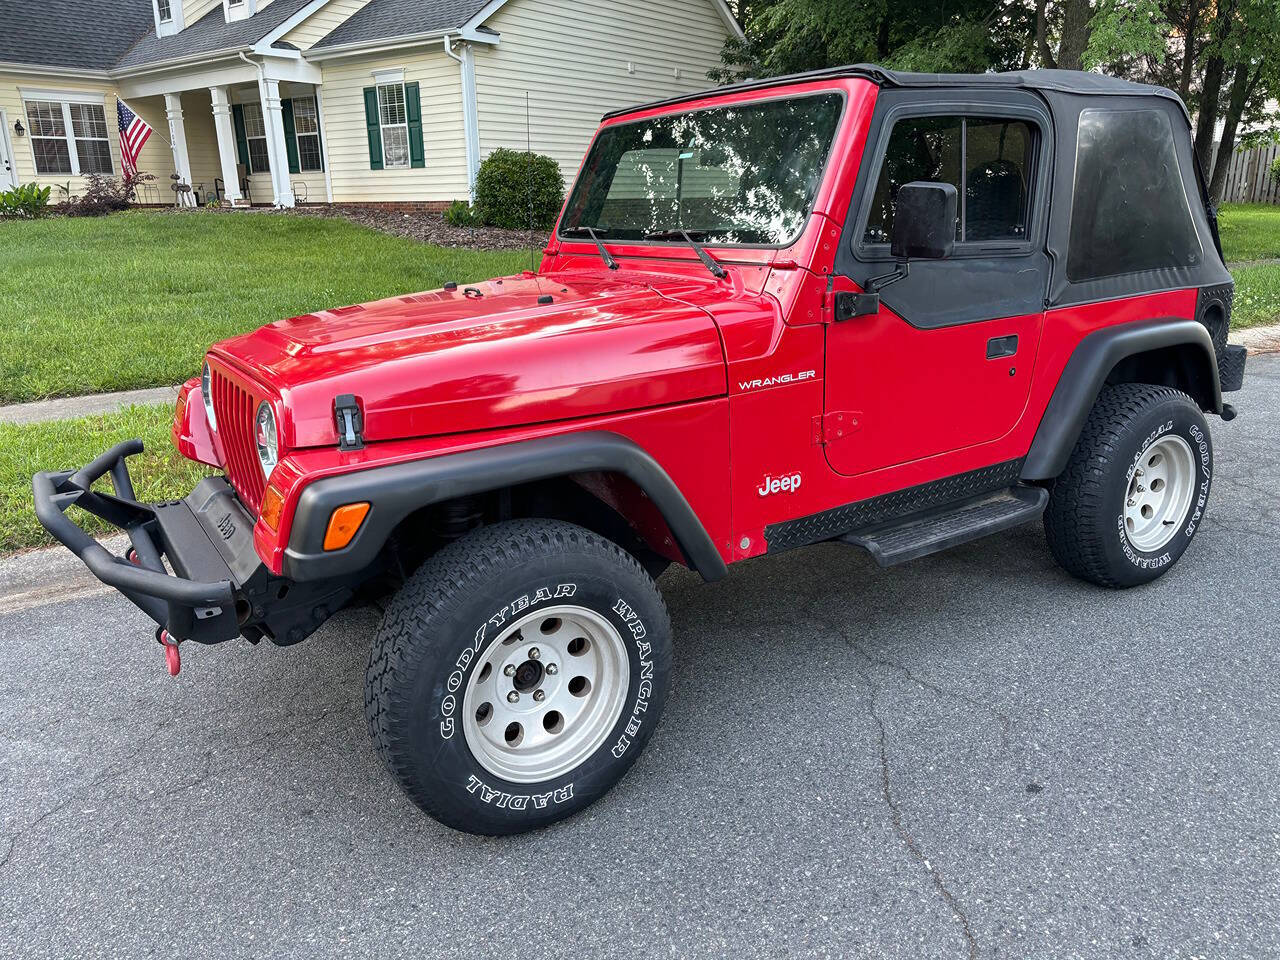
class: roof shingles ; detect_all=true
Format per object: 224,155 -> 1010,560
0,0 -> 496,71
0,0 -> 154,70
311,0 -> 490,49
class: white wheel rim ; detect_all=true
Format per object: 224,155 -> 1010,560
461,605 -> 629,784
1123,434 -> 1195,553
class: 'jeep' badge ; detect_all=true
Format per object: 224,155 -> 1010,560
758,473 -> 802,497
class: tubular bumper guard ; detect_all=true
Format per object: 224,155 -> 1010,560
32,440 -> 352,646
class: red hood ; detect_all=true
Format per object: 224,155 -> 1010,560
209,272 -> 727,448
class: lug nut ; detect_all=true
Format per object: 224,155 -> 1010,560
507,691 -> 520,703
1127,498 -> 1137,507
1136,484 -> 1146,493
1135,468 -> 1144,477
533,690 -> 546,702
529,647 -> 541,660
546,663 -> 558,675
504,664 -> 516,677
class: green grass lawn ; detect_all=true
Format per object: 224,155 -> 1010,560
1216,204 -> 1280,328
0,405 -> 209,552
0,211 -> 534,404
1218,203 -> 1280,263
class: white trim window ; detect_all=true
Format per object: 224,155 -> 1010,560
156,0 -> 172,21
69,103 -> 112,174
292,96 -> 323,172
242,102 -> 270,175
25,98 -> 113,176
376,83 -> 409,170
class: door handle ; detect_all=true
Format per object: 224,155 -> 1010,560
986,335 -> 1018,359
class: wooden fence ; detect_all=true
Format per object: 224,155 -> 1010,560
1211,141 -> 1280,204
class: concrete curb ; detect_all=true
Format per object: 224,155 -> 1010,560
0,384 -> 181,426
1230,322 -> 1280,355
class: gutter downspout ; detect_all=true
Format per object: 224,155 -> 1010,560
443,34 -> 480,202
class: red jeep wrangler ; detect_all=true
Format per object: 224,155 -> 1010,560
35,65 -> 1247,835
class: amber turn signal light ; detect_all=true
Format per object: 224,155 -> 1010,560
260,485 -> 285,532
324,502 -> 370,551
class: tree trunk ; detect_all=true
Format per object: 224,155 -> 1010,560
876,15 -> 890,60
1036,0 -> 1058,67
1056,0 -> 1094,70
1192,0 -> 1237,171
1176,0 -> 1202,99
1208,63 -> 1262,203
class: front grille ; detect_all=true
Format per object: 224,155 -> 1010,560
210,365 -> 266,515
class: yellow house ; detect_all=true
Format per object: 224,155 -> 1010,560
0,0 -> 741,208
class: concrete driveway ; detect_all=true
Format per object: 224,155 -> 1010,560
2,356 -> 1277,959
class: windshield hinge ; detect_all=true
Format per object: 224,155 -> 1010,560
334,394 -> 365,451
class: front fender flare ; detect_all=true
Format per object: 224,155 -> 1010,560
283,431 -> 728,583
1022,317 -> 1221,481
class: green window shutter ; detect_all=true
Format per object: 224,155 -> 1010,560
405,81 -> 425,168
231,104 -> 249,166
281,98 -> 300,174
363,87 -> 383,170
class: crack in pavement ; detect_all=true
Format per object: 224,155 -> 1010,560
0,686 -> 357,872
850,657 -> 981,960
0,720 -> 167,871
791,601 -> 988,959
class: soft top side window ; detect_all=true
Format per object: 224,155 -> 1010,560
1066,108 -> 1202,283
863,115 -> 1035,246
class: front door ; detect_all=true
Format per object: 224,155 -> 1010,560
0,110 -> 17,191
824,90 -> 1053,478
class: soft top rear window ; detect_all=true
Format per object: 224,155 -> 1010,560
559,93 -> 845,247
1067,107 -> 1202,283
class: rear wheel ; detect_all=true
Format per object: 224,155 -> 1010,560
1044,383 -> 1213,588
366,519 -> 672,835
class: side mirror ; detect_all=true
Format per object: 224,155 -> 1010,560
891,181 -> 957,261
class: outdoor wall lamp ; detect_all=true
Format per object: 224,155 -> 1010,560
13,120 -> 24,137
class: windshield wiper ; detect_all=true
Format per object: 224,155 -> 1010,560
562,225 -> 619,270
644,229 -> 726,279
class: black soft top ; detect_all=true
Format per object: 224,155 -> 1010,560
606,63 -> 1189,123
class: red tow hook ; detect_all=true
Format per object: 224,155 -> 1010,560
157,630 -> 182,676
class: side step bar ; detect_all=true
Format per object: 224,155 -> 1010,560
839,485 -> 1049,567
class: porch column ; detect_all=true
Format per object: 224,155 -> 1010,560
163,92 -> 196,208
256,76 -> 294,208
208,86 -> 243,206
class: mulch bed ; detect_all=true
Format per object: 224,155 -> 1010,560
162,203 -> 538,252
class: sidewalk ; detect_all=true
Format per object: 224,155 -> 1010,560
0,384 -> 180,426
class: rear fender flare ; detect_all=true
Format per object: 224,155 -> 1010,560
1022,318 -> 1221,481
283,431 -> 728,583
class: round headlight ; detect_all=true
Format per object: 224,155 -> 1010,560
200,362 -> 217,430
255,401 -> 278,477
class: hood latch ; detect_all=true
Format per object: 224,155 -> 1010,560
334,394 -> 365,451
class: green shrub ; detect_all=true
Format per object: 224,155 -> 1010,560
59,172 -> 154,217
444,198 -> 482,227
474,148 -> 564,230
0,182 -> 52,219
1271,155 -> 1280,187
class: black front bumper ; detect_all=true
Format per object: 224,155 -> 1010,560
33,440 -> 353,645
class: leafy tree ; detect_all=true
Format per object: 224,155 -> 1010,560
710,0 -> 1030,81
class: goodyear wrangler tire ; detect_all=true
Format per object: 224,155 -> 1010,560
1044,383 -> 1213,589
366,518 -> 672,835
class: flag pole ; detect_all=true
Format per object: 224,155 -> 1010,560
118,96 -> 171,149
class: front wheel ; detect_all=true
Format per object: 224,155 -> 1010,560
366,519 -> 672,835
1044,383 -> 1213,588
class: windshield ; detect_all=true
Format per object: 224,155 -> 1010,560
559,92 -> 845,247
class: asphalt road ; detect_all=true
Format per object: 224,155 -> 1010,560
2,356 -> 1278,960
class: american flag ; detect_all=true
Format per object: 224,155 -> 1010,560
116,98 -> 153,177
